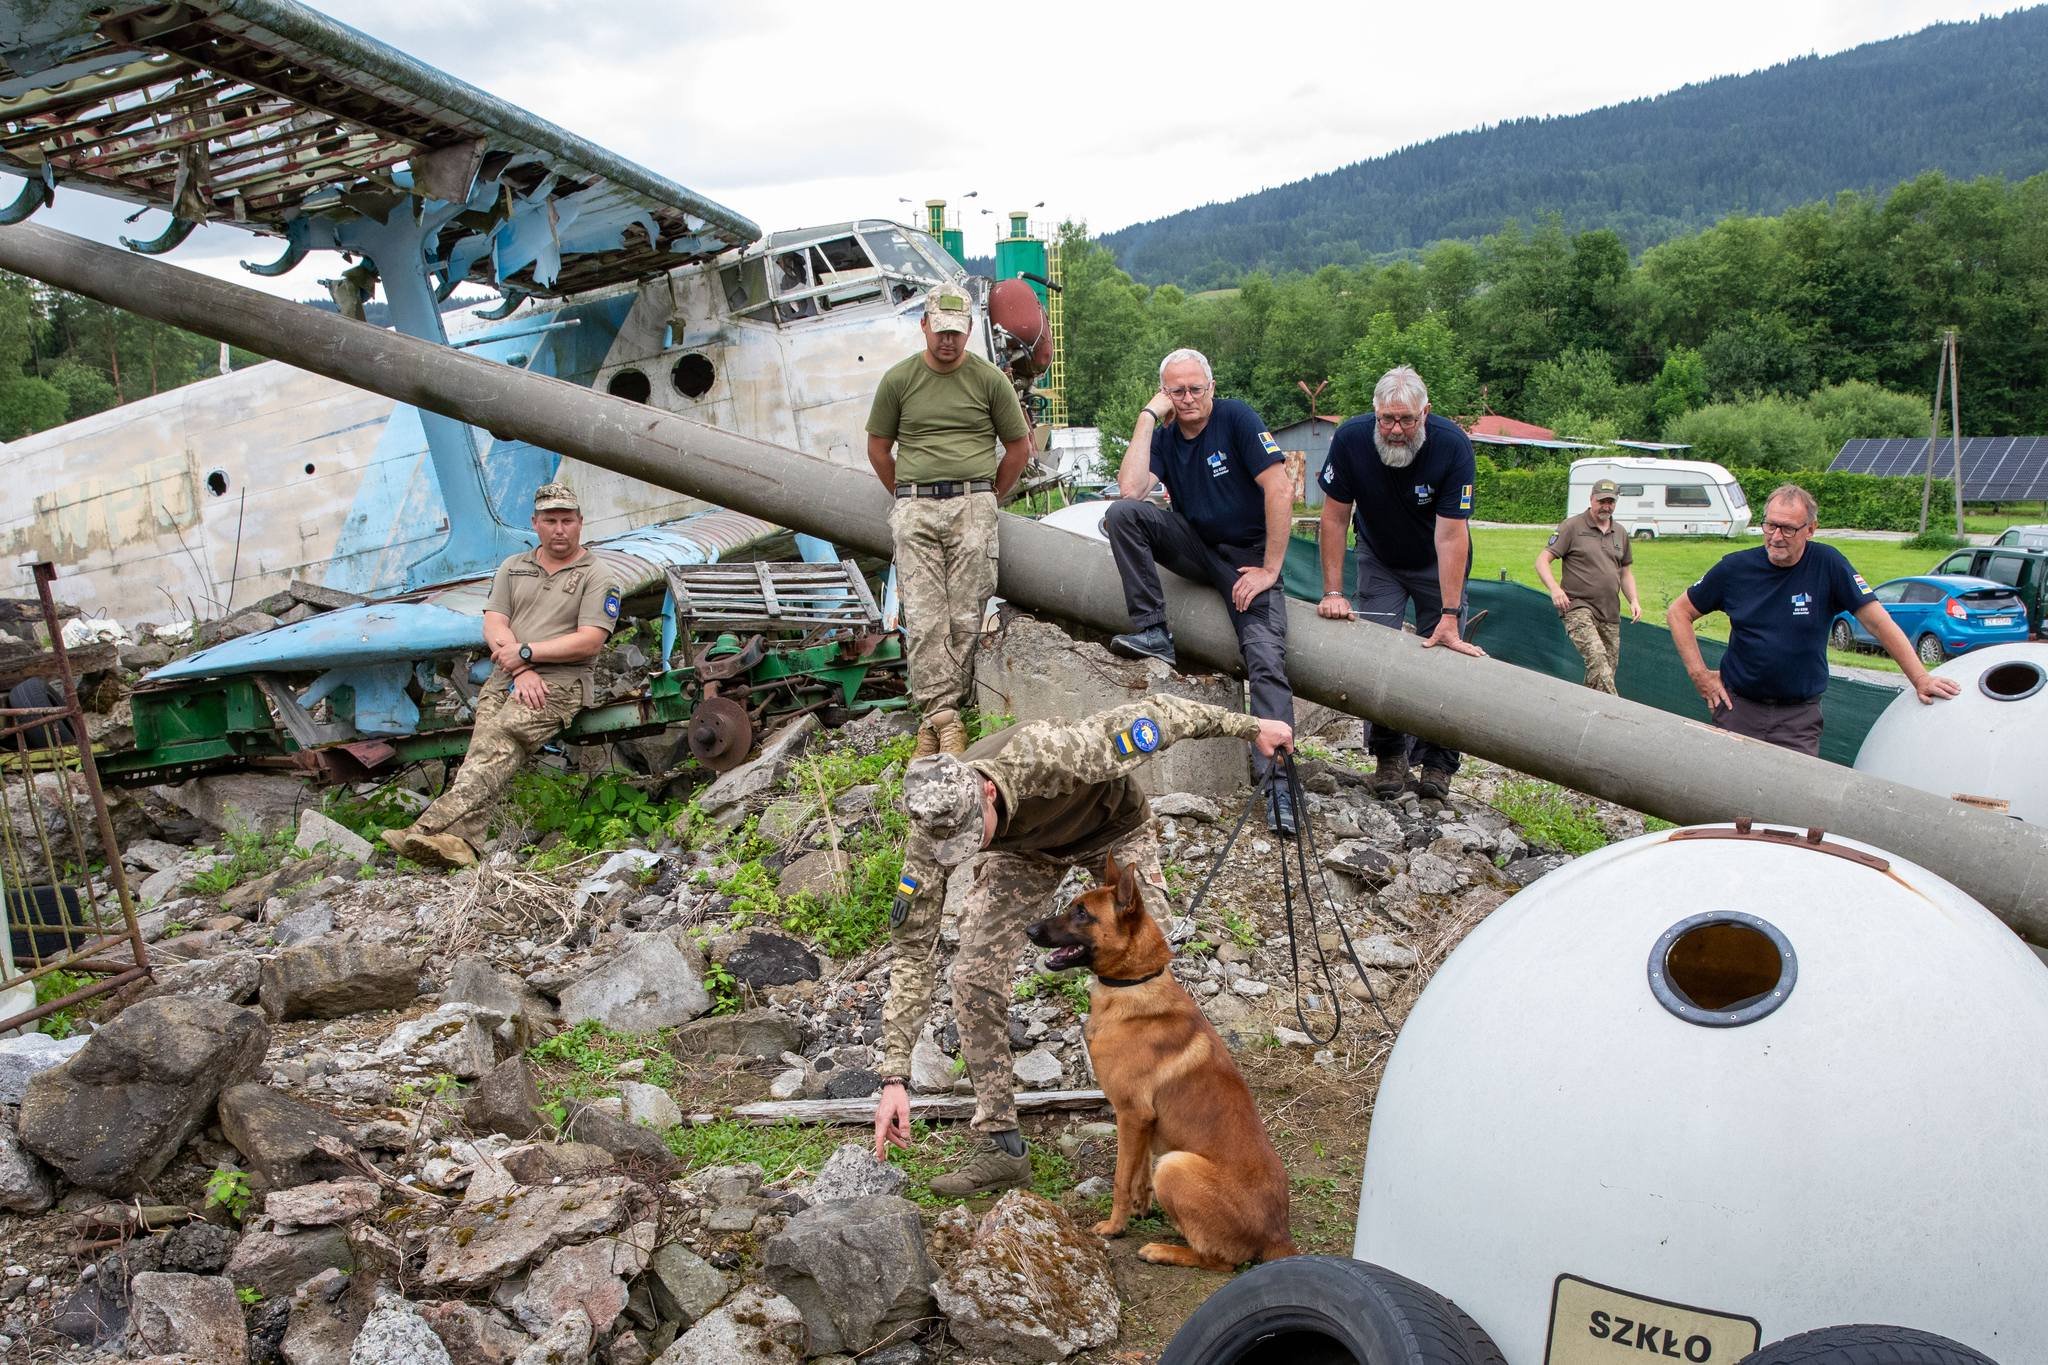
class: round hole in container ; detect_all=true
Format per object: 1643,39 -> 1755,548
605,367 -> 651,403
303,463 -> 316,475
1648,911 -> 1795,1028
205,469 -> 229,497
670,354 -> 715,399
1979,660 -> 2044,702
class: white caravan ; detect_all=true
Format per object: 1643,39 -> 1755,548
1567,456 -> 1750,538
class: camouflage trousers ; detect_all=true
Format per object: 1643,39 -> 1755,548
1562,607 -> 1622,694
887,824 -> 1169,1133
417,678 -> 581,847
890,491 -> 998,714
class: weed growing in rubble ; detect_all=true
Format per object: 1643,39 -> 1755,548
204,1168 -> 253,1220
237,1287 -> 264,1307
319,785 -> 422,844
1015,970 -> 1091,1015
527,1020 -> 681,1108
1493,779 -> 1610,855
965,708 -> 1013,743
715,862 -> 782,927
34,969 -> 88,1038
702,960 -> 743,1016
184,826 -> 304,896
1221,907 -> 1259,950
507,769 -> 685,866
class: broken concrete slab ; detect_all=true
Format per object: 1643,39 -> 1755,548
127,1272 -> 249,1364
696,714 -> 820,814
557,931 -> 709,1033
164,772 -> 306,837
259,941 -> 421,1020
263,1177 -> 380,1228
293,808 -> 372,862
670,1008 -> 801,1060
216,1082 -> 356,1194
417,1177 -> 643,1290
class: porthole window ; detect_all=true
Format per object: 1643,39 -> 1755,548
606,368 -> 651,403
670,354 -> 715,399
205,469 -> 229,497
1980,660 -> 2044,702
1649,912 -> 1796,1028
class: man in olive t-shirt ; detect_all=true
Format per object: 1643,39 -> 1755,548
1535,478 -> 1641,693
382,482 -> 624,868
866,281 -> 1031,757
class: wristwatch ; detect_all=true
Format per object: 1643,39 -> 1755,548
518,643 -> 533,663
1439,605 -> 1463,617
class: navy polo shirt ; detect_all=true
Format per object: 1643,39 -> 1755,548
1317,413 -> 1475,572
1150,398 -> 1284,547
1686,543 -> 1876,702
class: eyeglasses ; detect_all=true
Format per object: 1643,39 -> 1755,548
1762,519 -> 1811,538
1164,384 -> 1210,400
1376,412 -> 1423,429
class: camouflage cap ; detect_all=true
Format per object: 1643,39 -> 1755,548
1591,478 -> 1621,500
534,482 -> 580,512
922,282 -> 973,334
902,753 -> 985,866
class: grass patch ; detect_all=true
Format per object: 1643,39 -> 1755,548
183,826 -> 304,895
662,1117 -> 846,1176
506,768 -> 686,871
526,1020 -> 681,1107
34,968 -> 89,1038
1492,779 -> 1610,855
1015,969 -> 1091,1015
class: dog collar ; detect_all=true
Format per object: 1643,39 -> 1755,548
1096,967 -> 1166,988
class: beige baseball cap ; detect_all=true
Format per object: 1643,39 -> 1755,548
902,753 -> 985,865
534,482 -> 580,512
922,283 -> 973,334
1591,478 -> 1621,500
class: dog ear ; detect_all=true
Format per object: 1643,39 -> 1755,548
1115,861 -> 1143,919
1102,850 -> 1124,888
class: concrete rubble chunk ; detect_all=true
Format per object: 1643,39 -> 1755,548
1149,792 -> 1220,822
265,1177 -> 381,1228
1010,1048 -> 1062,1088
127,1271 -> 249,1364
18,996 -> 269,1195
497,1141 -> 615,1185
799,1141 -> 908,1205
1323,839 -> 1401,888
671,1007 -> 801,1059
281,1266 -> 367,1365
295,808 -> 373,861
910,1033 -> 955,1095
260,941 -> 422,1020
617,1080 -> 684,1130
216,1082 -> 357,1194
645,1243 -> 728,1328
652,1284 -> 805,1365
774,848 -> 851,902
0,1115 -> 56,1212
378,1005 -> 498,1078
932,1189 -> 1119,1361
165,772 -> 306,837
510,1307 -> 593,1365
557,931 -> 709,1033
560,1101 -> 673,1166
695,714 -> 819,814
0,1029 -> 88,1104
418,1177 -> 640,1290
223,1225 -> 355,1300
511,1219 -> 656,1334
1405,850 -> 1465,897
763,1194 -> 934,1356
444,960 -> 557,1032
350,1292 -> 455,1365
415,1300 -> 532,1365
273,901 -> 337,946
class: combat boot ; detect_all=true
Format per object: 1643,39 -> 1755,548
912,719 -> 941,760
1417,765 -> 1455,802
932,708 -> 968,754
1370,757 -> 1410,800
929,1134 -> 1032,1197
381,825 -> 476,869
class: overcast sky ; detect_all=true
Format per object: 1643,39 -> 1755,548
1,0 -> 2025,298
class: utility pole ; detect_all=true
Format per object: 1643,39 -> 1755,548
1919,329 -> 1965,537
1946,330 -> 1965,537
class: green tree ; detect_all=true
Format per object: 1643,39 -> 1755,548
1665,397 -> 1830,471
1802,380 -> 1929,454
0,376 -> 67,439
1649,347 -> 1710,429
1332,311 -> 1479,418
1519,347 -> 1647,433
47,358 -> 116,422
1054,223 -> 1155,428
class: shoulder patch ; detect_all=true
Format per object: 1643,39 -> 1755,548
1852,572 -> 1872,594
1459,483 -> 1473,512
1317,461 -> 1336,488
1258,430 -> 1282,457
602,589 -> 621,618
1113,716 -> 1162,758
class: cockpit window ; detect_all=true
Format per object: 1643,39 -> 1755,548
815,237 -> 872,275
861,228 -> 933,280
722,256 -> 769,314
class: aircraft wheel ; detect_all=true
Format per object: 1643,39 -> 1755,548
1737,1324 -> 1999,1364
1159,1256 -> 1503,1365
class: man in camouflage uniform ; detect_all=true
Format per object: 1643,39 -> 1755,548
867,282 -> 1033,758
1535,477 -> 1641,694
872,695 -> 1294,1195
382,483 -> 624,868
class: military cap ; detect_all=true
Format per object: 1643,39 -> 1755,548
534,482 -> 580,512
902,753 -> 985,865
922,282 -> 973,335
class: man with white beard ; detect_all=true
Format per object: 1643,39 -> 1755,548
1315,366 -> 1483,801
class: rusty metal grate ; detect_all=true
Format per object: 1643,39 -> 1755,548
0,563 -> 150,1034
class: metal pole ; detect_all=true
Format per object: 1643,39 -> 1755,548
1947,330 -> 1966,537
1919,334 -> 1946,538
0,222 -> 2042,939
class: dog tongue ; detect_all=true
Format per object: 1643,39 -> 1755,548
1047,945 -> 1086,970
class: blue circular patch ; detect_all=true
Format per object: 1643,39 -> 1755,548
1131,717 -> 1161,753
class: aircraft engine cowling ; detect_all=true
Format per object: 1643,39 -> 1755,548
988,277 -> 1049,379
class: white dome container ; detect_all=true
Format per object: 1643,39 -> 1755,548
1353,822 -> 2048,1365
1854,643 -> 2048,823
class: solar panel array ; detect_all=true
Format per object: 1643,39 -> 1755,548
1830,437 -> 2048,501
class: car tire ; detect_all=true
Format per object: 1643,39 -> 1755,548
1829,619 -> 1854,652
1916,633 -> 1947,666
1159,1256 -> 1503,1365
1633,528 -> 1655,541
1737,1323 -> 1999,1364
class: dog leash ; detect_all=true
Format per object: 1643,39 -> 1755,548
1177,752 -> 1394,1042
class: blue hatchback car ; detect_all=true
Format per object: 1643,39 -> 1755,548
1830,574 -> 2031,665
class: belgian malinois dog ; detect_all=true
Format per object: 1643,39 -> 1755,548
1026,852 -> 1298,1270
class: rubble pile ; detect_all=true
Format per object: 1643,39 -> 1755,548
0,614 -> 1634,1363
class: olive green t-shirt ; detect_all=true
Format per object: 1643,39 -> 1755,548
484,548 -> 624,704
1547,510 -> 1633,625
866,352 -> 1028,484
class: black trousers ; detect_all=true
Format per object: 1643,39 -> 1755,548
1352,541 -> 1467,775
1103,499 -> 1294,781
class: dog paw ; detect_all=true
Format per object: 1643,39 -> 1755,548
1091,1219 -> 1126,1238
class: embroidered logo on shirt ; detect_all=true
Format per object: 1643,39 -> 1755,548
1206,452 -> 1229,479
1317,462 -> 1336,490
1113,717 -> 1162,757
1790,592 -> 1813,616
1459,483 -> 1473,511
602,589 -> 621,618
1413,483 -> 1434,504
1258,430 -> 1281,457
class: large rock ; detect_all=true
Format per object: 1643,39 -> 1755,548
511,1219 -> 655,1333
462,1056 -> 546,1140
652,1284 -> 805,1365
52,1240 -> 163,1346
166,772 -> 307,837
224,1226 -> 355,1299
932,1190 -> 1119,1361
773,849 -> 850,902
973,612 -> 1247,799
556,932 -> 709,1033
217,1083 -> 356,1193
763,1195 -> 933,1355
377,1006 -> 497,1078
260,942 -> 421,1020
294,808 -> 372,862
670,1008 -> 800,1060
695,714 -> 819,814
349,1293 -> 454,1365
0,1029 -> 87,1104
265,1177 -> 380,1228
416,1301 -> 532,1365
618,1081 -> 684,1130
511,1308 -> 593,1365
18,996 -> 269,1194
417,1177 -> 642,1289
281,1267 -> 368,1365
0,1117 -> 56,1212
644,1243 -> 728,1328
560,1101 -> 673,1167
127,1272 -> 249,1364
444,960 -> 556,1033
145,950 -> 266,1006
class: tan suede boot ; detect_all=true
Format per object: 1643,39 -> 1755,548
929,1135 -> 1032,1197
912,719 -> 941,760
932,708 -> 968,754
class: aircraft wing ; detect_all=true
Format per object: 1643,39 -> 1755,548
0,0 -> 759,294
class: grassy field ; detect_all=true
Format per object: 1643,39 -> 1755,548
1964,503 -> 2046,536
1468,528 -> 1958,675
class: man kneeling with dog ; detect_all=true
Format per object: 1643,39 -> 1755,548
873,696 -> 1299,1269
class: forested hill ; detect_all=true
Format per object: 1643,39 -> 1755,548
1101,8 -> 2048,288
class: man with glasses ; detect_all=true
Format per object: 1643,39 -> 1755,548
868,282 -> 1034,757
1536,477 -> 1642,694
1668,484 -> 1957,755
1316,366 -> 1483,801
1103,348 -> 1299,834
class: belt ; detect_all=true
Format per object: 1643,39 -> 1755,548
1732,692 -> 1823,708
895,479 -> 994,499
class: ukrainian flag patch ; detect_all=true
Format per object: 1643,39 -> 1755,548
1259,430 -> 1282,457
897,873 -> 920,898
1114,716 -> 1162,757
1853,572 -> 1872,594
1458,484 -> 1473,512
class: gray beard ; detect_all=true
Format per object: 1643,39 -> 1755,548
1375,428 -> 1424,468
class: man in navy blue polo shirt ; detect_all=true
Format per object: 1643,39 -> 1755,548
1104,347 -> 1299,834
1315,366 -> 1484,801
1669,484 -> 1956,754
